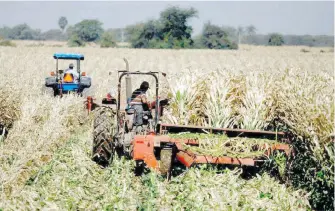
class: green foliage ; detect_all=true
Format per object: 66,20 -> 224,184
106,28 -> 125,42
221,26 -> 238,43
300,48 -> 310,53
238,34 -> 333,47
100,31 -> 117,48
58,16 -> 68,31
125,20 -> 162,48
159,6 -> 197,41
288,139 -> 334,211
0,39 -> 16,47
7,24 -> 42,40
67,34 -> 85,47
41,29 -> 67,41
200,22 -> 238,49
0,26 -> 12,39
71,19 -> 104,42
268,33 -> 284,46
126,6 -> 197,49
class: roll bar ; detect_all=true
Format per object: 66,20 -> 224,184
117,70 -> 160,133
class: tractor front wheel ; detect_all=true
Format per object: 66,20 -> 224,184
92,107 -> 116,168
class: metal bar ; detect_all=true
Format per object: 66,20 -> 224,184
160,124 -> 286,136
56,59 -> 58,78
176,151 -> 195,167
175,143 -> 255,166
263,143 -> 291,156
194,155 -> 255,166
117,71 -> 159,133
77,59 -> 81,82
118,70 -> 160,74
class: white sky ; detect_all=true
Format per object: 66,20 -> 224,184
0,1 -> 333,35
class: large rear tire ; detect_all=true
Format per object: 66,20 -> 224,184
92,107 -> 116,168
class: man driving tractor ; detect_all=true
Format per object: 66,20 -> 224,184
129,81 -> 150,126
64,63 -> 79,82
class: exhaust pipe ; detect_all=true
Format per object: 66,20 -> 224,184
126,75 -> 132,99
124,58 -> 132,100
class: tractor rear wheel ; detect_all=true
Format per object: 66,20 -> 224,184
159,148 -> 173,179
92,107 -> 116,168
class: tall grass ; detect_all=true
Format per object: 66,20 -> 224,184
0,44 -> 333,210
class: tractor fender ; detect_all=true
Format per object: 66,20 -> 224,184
45,76 -> 57,87
80,76 -> 92,89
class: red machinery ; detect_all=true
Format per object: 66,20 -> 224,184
88,59 -> 291,176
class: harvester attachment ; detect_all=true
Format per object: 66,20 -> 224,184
130,124 -> 292,175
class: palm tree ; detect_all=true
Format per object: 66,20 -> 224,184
237,26 -> 244,45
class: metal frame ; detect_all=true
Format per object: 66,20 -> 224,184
88,59 -> 293,175
54,54 -> 82,82
116,70 -> 160,133
159,124 -> 290,142
131,134 -> 291,172
52,54 -> 87,97
55,59 -> 81,80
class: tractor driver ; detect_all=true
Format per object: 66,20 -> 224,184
64,63 -> 79,82
129,81 -> 150,126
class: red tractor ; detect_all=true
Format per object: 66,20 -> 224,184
87,59 -> 291,177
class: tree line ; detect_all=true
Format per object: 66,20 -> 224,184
0,6 -> 333,49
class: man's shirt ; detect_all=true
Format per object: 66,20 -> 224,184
64,68 -> 79,82
130,88 -> 147,105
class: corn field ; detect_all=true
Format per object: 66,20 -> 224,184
0,43 -> 333,210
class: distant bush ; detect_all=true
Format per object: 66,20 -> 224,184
41,29 -> 67,41
268,33 -> 284,46
27,43 -> 44,47
7,24 -> 42,40
0,40 -> 16,47
194,22 -> 238,50
300,48 -> 310,53
70,19 -> 104,42
51,44 -> 63,47
126,6 -> 197,49
100,32 -> 117,48
68,34 -> 85,47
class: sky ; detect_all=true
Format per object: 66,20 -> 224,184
0,1 -> 333,36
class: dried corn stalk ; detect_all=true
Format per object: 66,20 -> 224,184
169,133 -> 280,158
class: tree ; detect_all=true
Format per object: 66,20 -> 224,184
268,33 -> 284,46
41,29 -> 66,41
68,34 -> 85,47
221,26 -> 238,43
159,6 -> 198,48
200,22 -> 238,49
71,19 -> 104,42
100,31 -> 117,48
245,25 -> 257,44
125,6 -> 197,49
8,24 -> 41,40
106,28 -> 124,42
0,26 -> 12,39
246,25 -> 256,36
125,20 -> 161,48
58,16 -> 68,32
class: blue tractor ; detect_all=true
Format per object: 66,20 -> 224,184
45,53 -> 91,97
